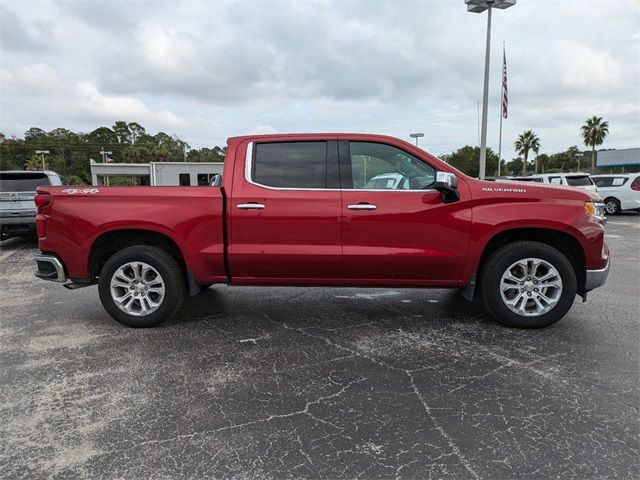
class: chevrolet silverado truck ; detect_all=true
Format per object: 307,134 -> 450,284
34,134 -> 610,329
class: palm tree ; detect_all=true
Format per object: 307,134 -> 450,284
25,154 -> 46,171
514,130 -> 540,175
580,116 -> 609,173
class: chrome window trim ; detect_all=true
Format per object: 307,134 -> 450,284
244,141 -> 437,193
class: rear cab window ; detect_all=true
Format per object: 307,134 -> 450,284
0,172 -> 51,192
251,141 -> 337,189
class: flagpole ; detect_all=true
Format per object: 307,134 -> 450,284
498,103 -> 503,177
497,41 -> 506,177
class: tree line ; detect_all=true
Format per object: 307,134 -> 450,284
445,115 -> 609,177
0,116 -> 610,183
0,122 -> 226,185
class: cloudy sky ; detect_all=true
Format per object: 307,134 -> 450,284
0,0 -> 638,159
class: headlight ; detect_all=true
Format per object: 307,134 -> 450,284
585,201 -> 606,222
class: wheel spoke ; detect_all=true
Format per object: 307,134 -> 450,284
115,269 -> 134,283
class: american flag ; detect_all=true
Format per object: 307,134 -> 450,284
501,47 -> 508,119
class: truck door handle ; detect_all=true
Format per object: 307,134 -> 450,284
347,203 -> 377,210
237,203 -> 266,210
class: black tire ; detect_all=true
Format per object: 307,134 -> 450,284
604,197 -> 621,215
98,245 -> 185,327
480,241 -> 577,329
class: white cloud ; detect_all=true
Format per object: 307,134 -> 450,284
0,0 -> 638,159
74,82 -> 185,127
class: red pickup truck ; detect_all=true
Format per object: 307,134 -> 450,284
34,133 -> 610,329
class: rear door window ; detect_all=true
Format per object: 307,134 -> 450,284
0,173 -> 51,192
594,177 -> 613,187
252,141 -> 328,189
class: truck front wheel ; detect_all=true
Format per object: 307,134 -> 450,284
480,241 -> 577,329
98,246 -> 185,327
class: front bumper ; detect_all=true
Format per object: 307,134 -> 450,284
585,259 -> 610,291
35,255 -> 67,282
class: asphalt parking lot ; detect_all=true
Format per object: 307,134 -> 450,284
0,215 -> 638,479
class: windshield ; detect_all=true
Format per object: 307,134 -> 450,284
566,176 -> 593,187
0,173 -> 51,192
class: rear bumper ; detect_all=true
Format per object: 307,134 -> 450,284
585,259 -> 610,291
35,254 -> 67,282
0,210 -> 36,222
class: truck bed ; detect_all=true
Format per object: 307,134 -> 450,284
37,186 -> 227,285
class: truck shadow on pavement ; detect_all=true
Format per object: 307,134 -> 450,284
0,236 -> 38,250
171,285 -> 491,332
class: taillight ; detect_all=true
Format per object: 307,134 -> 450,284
35,192 -> 51,238
631,179 -> 640,191
35,192 -> 51,213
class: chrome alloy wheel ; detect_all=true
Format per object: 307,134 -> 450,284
499,257 -> 563,317
110,261 -> 165,316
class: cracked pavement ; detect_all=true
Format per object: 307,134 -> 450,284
0,215 -> 638,479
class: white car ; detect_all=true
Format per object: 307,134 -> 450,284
364,173 -> 434,190
591,174 -> 640,215
365,173 -> 409,190
529,173 -> 598,193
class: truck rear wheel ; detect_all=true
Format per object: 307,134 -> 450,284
480,241 -> 577,329
98,246 -> 185,327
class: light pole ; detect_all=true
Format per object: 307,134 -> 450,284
35,150 -> 50,171
465,0 -> 516,179
99,149 -> 113,163
409,132 -> 425,146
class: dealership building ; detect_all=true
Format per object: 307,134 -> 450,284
90,160 -> 224,186
597,148 -> 640,173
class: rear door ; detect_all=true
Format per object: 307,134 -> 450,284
339,140 -> 471,284
228,139 -> 343,282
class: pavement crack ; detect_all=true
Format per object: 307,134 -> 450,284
406,370 -> 481,480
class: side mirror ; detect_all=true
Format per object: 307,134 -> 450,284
434,171 -> 460,203
209,174 -> 222,187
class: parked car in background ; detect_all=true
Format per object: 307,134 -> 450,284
0,171 -> 67,240
500,176 -> 544,183
591,174 -> 640,215
527,173 -> 598,193
365,173 -> 408,190
364,172 -> 434,190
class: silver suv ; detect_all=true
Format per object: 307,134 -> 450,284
0,171 -> 67,240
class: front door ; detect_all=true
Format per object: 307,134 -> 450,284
339,140 -> 471,284
229,138 -> 342,282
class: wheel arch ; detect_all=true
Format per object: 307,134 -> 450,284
88,228 -> 187,282
476,228 -> 587,296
